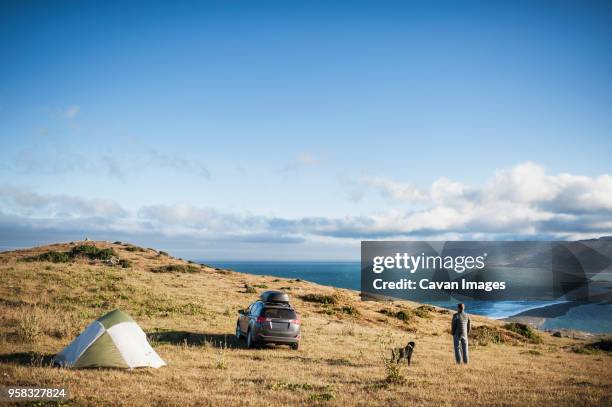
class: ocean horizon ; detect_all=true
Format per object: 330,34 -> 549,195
204,260 -> 612,334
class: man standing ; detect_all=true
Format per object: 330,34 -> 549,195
451,303 -> 470,364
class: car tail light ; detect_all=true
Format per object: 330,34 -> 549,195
256,316 -> 269,323
292,318 -> 301,325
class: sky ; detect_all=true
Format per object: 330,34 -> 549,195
1,1 -> 611,260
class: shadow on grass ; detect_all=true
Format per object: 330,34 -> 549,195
147,331 -> 242,349
0,352 -> 55,366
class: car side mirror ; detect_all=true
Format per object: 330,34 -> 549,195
238,309 -> 245,315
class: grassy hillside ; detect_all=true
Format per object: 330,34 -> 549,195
0,241 -> 610,406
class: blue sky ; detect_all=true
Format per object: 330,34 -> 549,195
1,1 -> 611,259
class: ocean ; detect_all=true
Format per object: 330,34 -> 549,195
206,261 -> 612,333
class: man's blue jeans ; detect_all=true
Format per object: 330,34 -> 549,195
454,336 -> 469,364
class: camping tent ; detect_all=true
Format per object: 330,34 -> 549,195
54,309 -> 166,369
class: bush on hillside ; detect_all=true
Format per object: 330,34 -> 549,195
27,245 -> 116,263
469,325 -> 529,346
118,259 -> 132,268
30,251 -> 71,263
70,245 -> 116,261
574,339 -> 612,355
150,264 -> 200,273
414,305 -> 434,318
379,308 -> 413,322
340,305 -> 359,316
301,293 -> 337,305
124,245 -> 145,252
470,325 -> 506,345
503,322 -> 542,344
591,339 -> 612,352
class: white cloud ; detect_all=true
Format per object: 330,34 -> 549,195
486,162 -> 560,203
369,162 -> 612,211
365,176 -> 467,205
365,176 -> 429,202
362,162 -> 612,238
1,162 -> 611,254
0,187 -> 128,219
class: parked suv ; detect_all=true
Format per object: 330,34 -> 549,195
236,291 -> 301,350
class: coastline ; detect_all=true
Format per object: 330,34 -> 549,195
504,301 -> 612,335
206,260 -> 612,335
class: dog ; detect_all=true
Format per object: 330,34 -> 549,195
391,340 -> 415,365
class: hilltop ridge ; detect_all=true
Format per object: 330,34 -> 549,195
0,241 -> 610,406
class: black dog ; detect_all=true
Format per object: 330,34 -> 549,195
391,341 -> 415,365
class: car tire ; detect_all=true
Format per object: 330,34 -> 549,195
246,328 -> 255,349
291,342 -> 299,351
235,324 -> 242,340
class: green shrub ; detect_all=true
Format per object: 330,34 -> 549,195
384,359 -> 406,384
503,322 -> 542,344
470,325 -> 505,346
151,264 -> 200,273
377,332 -> 406,385
574,339 -> 612,355
158,251 -> 169,256
380,308 -> 413,322
118,259 -> 132,268
591,339 -> 612,352
28,246 -> 116,263
70,245 -> 116,260
244,285 -> 257,294
301,293 -> 337,305
124,245 -> 145,252
573,346 -> 599,355
414,305 -> 434,318
340,305 -> 359,316
31,251 -> 71,263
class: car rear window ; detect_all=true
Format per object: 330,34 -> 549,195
263,308 -> 297,319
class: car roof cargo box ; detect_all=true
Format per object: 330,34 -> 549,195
261,291 -> 290,303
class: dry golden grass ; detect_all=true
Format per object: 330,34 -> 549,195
0,241 -> 610,406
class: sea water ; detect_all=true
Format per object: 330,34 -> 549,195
206,260 -> 611,333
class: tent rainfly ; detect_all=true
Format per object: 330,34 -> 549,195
54,309 -> 166,369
